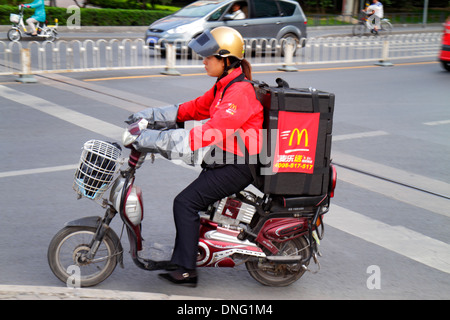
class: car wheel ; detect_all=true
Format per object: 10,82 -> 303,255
442,61 -> 450,72
280,33 -> 299,57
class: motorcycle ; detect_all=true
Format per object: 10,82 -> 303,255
48,138 -> 337,287
7,5 -> 58,42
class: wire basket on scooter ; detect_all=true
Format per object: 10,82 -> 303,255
73,140 -> 122,203
10,14 -> 20,24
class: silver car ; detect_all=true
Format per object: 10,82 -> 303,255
145,0 -> 307,52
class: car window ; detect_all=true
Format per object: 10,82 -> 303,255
252,0 -> 280,18
174,1 -> 224,17
278,1 -> 296,16
222,1 -> 248,20
208,5 -> 229,21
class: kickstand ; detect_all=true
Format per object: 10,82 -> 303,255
304,252 -> 321,274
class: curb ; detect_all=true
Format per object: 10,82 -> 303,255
0,284 -> 215,300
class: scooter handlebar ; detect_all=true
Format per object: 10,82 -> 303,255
128,148 -> 147,169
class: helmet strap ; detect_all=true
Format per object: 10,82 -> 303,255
218,57 -> 241,80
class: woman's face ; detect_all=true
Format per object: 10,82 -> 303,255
203,56 -> 224,77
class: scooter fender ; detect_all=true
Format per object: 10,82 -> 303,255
64,216 -> 124,268
64,215 -> 102,228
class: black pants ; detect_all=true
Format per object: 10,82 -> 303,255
170,164 -> 254,270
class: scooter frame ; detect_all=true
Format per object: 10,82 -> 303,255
48,144 -> 335,287
8,5 -> 58,42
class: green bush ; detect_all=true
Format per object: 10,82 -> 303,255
0,5 -> 171,26
88,0 -> 141,10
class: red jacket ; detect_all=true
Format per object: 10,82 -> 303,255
177,69 -> 264,156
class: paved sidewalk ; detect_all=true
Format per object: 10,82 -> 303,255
0,284 -> 213,300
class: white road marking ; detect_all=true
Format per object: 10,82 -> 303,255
326,205 -> 450,275
0,164 -> 78,178
2,86 -> 450,275
424,119 -> 450,126
333,130 -> 388,141
337,166 -> 450,217
332,151 -> 450,199
0,85 -> 124,141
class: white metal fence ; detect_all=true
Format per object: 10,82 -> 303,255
0,32 -> 442,76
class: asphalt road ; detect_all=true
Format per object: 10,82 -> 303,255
0,57 -> 449,300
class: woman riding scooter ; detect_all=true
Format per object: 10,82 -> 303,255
124,27 -> 264,287
22,0 -> 45,36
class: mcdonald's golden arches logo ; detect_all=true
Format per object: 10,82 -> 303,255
288,128 -> 309,147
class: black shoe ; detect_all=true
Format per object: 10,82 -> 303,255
159,269 -> 198,288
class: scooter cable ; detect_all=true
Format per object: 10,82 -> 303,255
333,162 -> 450,201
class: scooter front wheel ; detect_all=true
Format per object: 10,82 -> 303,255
47,226 -> 119,287
7,28 -> 21,41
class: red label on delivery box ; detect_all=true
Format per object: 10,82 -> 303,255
273,111 -> 320,174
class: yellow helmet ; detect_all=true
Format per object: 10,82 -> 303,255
188,26 -> 245,60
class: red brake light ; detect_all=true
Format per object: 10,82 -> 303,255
330,165 -> 337,198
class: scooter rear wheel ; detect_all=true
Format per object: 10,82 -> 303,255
352,23 -> 366,37
43,29 -> 57,42
47,226 -> 119,287
245,236 -> 310,287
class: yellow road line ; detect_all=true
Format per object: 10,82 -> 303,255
83,61 -> 438,82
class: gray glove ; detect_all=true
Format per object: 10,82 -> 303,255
125,104 -> 180,130
132,128 -> 195,165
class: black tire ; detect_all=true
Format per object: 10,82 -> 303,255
352,23 -> 366,37
47,226 -> 119,287
442,61 -> 450,72
245,236 -> 310,287
280,33 -> 299,57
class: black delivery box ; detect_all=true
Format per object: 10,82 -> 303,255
254,78 -> 334,196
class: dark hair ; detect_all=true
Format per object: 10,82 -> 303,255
240,59 -> 252,80
218,56 -> 253,80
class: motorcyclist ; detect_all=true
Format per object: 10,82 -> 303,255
22,0 -> 46,36
123,27 -> 264,287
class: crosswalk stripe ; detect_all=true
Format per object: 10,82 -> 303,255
424,119 -> 450,126
2,85 -> 449,275
0,85 -> 124,141
332,151 -> 450,199
0,164 -> 77,178
333,130 -> 388,141
337,166 -> 450,217
326,205 -> 450,275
